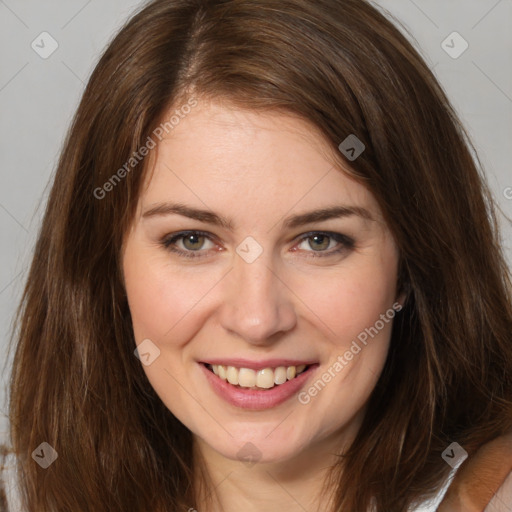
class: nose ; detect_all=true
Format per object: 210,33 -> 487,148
218,251 -> 297,346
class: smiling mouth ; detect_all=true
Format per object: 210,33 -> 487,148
203,363 -> 311,390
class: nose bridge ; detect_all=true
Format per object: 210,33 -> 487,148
218,248 -> 296,344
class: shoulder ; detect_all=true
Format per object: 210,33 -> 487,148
485,471 -> 512,512
411,439 -> 512,512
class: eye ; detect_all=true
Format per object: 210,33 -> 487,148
161,231 -> 217,259
160,230 -> 355,260
294,232 -> 355,257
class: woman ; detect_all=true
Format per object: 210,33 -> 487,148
4,0 -> 512,510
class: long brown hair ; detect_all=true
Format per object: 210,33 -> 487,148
7,0 -> 512,510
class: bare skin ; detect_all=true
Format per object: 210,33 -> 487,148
438,433 -> 512,512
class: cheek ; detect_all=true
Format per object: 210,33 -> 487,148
293,256 -> 398,347
123,246 -> 208,344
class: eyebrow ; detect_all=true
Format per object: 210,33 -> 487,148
141,202 -> 374,229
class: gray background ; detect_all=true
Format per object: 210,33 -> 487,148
1,0 -> 511,445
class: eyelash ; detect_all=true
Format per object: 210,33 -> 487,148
160,230 -> 355,260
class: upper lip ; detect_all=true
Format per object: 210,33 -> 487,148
200,358 -> 318,371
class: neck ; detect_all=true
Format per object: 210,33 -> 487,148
192,428 -> 356,512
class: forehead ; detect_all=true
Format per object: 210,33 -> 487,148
137,100 -> 383,225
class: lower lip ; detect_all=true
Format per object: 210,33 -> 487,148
199,363 -> 318,410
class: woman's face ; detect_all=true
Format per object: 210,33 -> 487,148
122,99 -> 402,465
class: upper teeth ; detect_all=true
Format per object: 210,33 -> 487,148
211,364 -> 307,389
